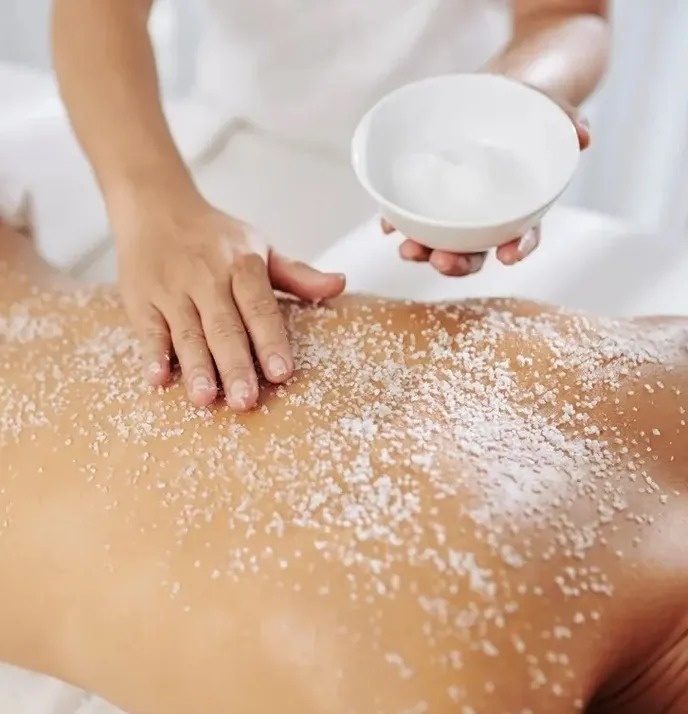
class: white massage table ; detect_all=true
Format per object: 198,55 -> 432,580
1,63 -> 688,714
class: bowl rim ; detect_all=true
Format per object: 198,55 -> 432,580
351,73 -> 580,230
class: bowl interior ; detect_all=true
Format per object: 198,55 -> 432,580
352,74 -> 580,228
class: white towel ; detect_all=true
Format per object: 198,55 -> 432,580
0,664 -> 122,714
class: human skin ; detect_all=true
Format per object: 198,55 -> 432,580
52,1 -> 345,412
1,223 -> 688,713
51,0 -> 609,410
391,0 -> 610,274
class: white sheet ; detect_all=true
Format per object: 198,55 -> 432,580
314,207 -> 688,316
0,664 -> 120,714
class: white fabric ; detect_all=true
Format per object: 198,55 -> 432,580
0,63 -> 60,231
0,59 -> 251,268
315,206 -> 688,317
2,62 -> 686,320
195,0 -> 510,152
0,0 -> 510,272
0,99 -> 375,276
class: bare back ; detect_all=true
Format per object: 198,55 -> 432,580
1,228 -> 688,713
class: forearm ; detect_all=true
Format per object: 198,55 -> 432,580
51,0 -> 196,208
485,8 -> 610,107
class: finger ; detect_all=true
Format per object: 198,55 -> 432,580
166,297 -> 218,408
268,251 -> 345,300
429,250 -> 486,277
495,237 -> 521,266
233,253 -> 294,385
131,302 -> 172,387
399,239 -> 432,262
575,117 -> 591,150
496,225 -> 541,266
195,286 -> 259,410
381,218 -> 396,234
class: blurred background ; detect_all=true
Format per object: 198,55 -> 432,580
1,0 -> 688,324
2,0 -> 687,238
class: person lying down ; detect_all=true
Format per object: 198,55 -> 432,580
0,222 -> 687,714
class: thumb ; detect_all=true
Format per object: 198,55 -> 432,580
268,251 -> 346,300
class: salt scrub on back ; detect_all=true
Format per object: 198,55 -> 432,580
390,143 -> 543,224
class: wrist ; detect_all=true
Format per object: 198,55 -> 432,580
103,163 -> 205,231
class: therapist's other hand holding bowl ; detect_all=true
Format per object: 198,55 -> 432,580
351,74 -> 587,277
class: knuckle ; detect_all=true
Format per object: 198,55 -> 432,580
143,326 -> 169,341
209,313 -> 246,340
208,273 -> 231,292
233,251 -> 266,274
247,297 -> 280,319
176,327 -> 206,345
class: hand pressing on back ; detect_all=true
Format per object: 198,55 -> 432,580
113,188 -> 345,410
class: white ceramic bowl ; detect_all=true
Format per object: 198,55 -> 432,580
351,74 -> 580,253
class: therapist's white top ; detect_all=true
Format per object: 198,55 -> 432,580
0,0 -> 510,273
195,0 -> 511,152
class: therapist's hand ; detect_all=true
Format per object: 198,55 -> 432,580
114,190 -> 345,410
383,101 -> 590,276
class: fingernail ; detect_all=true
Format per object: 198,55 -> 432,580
468,254 -> 485,273
191,375 -> 215,395
579,116 -> 590,129
229,379 -> 251,407
148,361 -> 163,376
268,354 -> 289,378
517,232 -> 538,260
